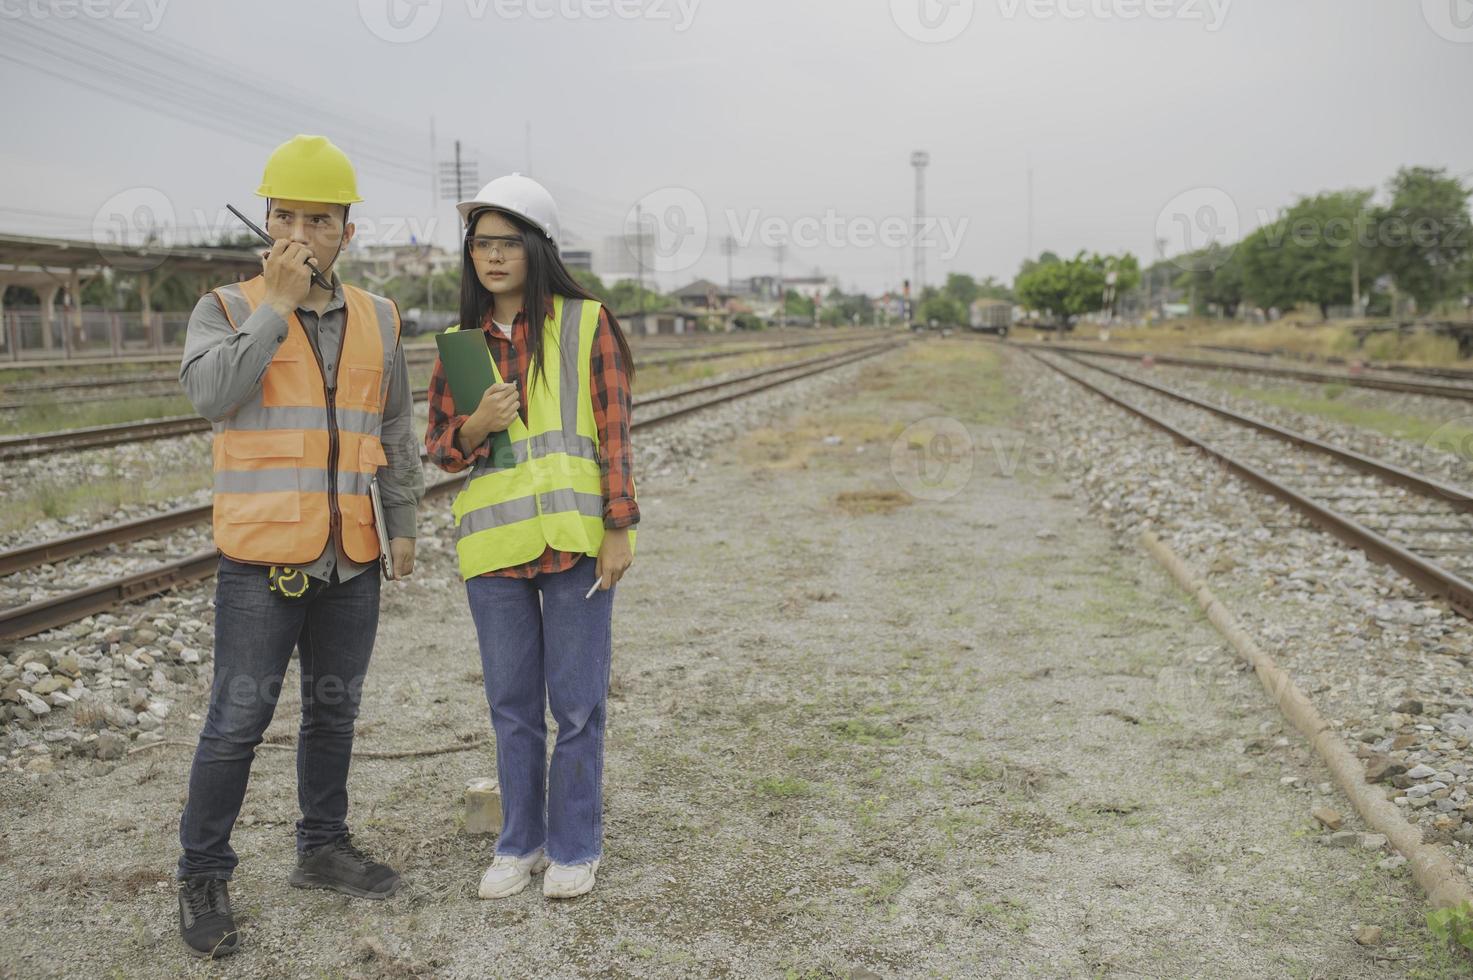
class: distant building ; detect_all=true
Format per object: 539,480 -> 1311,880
782,274 -> 840,300
561,249 -> 593,272
349,243 -> 456,279
620,309 -> 707,336
732,275 -> 780,301
671,278 -> 736,309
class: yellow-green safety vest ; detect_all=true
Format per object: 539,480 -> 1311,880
447,295 -> 636,579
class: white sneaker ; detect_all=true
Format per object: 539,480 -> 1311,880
477,849 -> 549,899
542,858 -> 600,899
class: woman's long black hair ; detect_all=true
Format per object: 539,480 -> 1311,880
459,207 -> 636,395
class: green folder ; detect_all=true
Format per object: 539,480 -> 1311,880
434,328 -> 516,468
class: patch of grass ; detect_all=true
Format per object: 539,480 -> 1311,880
756,776 -> 813,798
0,461 -> 212,533
1361,329 -> 1462,365
854,795 -> 890,831
828,718 -> 903,745
782,967 -> 846,980
934,807 -> 990,842
918,343 -> 1015,422
4,394 -> 193,435
954,757 -> 998,782
859,868 -> 908,906
969,896 -> 1032,933
1212,380 -> 1472,455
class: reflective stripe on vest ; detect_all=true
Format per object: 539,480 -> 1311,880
208,275 -> 400,565
448,296 -> 637,578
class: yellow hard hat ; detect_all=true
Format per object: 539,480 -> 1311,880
254,135 -> 363,205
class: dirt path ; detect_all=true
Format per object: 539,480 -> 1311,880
1,339 -> 1466,978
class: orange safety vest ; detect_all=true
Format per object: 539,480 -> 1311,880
207,275 -> 401,565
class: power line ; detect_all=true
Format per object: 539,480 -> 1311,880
1,21 -> 428,185
0,20 -> 646,242
43,18 -> 427,170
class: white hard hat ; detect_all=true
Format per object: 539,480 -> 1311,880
457,172 -> 560,247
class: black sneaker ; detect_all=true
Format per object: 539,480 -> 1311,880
177,876 -> 241,959
288,833 -> 403,899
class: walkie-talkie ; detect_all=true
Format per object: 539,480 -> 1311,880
227,204 -> 333,290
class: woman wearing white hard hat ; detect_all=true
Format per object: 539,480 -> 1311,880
424,173 -> 638,900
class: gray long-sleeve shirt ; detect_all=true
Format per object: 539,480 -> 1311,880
180,276 -> 424,583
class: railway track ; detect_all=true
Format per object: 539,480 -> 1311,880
0,338 -> 902,639
0,330 -> 885,404
0,334 -> 889,459
1031,348 -> 1473,619
1019,340 -> 1473,402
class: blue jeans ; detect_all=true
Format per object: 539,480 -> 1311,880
177,556 -> 381,880
465,553 -> 615,865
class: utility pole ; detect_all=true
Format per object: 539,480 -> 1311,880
428,114 -> 438,235
438,140 -> 478,208
455,141 -> 464,200
774,243 -> 787,327
635,203 -> 645,315
911,150 -> 930,303
435,136 -> 478,317
1352,255 -> 1361,316
1027,155 -> 1034,262
721,235 -> 737,293
1152,237 -> 1168,320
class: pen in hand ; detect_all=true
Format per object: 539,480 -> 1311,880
584,576 -> 603,599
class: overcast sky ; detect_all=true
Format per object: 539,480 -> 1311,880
2,0 -> 1470,295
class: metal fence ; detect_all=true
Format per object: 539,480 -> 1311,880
1,310 -> 191,361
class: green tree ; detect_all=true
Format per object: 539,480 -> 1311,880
1170,243 -> 1245,317
1016,251 -> 1061,284
1372,166 -> 1472,312
570,268 -> 608,300
1014,250 -> 1131,324
822,287 -> 873,326
1236,190 -> 1373,318
784,289 -> 814,318
1015,260 -> 1076,324
1247,190 -> 1374,318
942,273 -> 978,309
606,279 -> 669,314
975,275 -> 1013,302
917,292 -> 965,326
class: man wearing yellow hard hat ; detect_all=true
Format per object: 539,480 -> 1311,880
173,135 -> 423,959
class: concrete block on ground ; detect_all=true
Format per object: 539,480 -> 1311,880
464,777 -> 502,835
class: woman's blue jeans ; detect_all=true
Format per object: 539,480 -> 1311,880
465,553 -> 615,865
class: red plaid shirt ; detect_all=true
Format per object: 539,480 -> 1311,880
425,300 -> 638,578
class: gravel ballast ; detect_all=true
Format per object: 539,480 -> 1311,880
0,338 -> 1466,977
